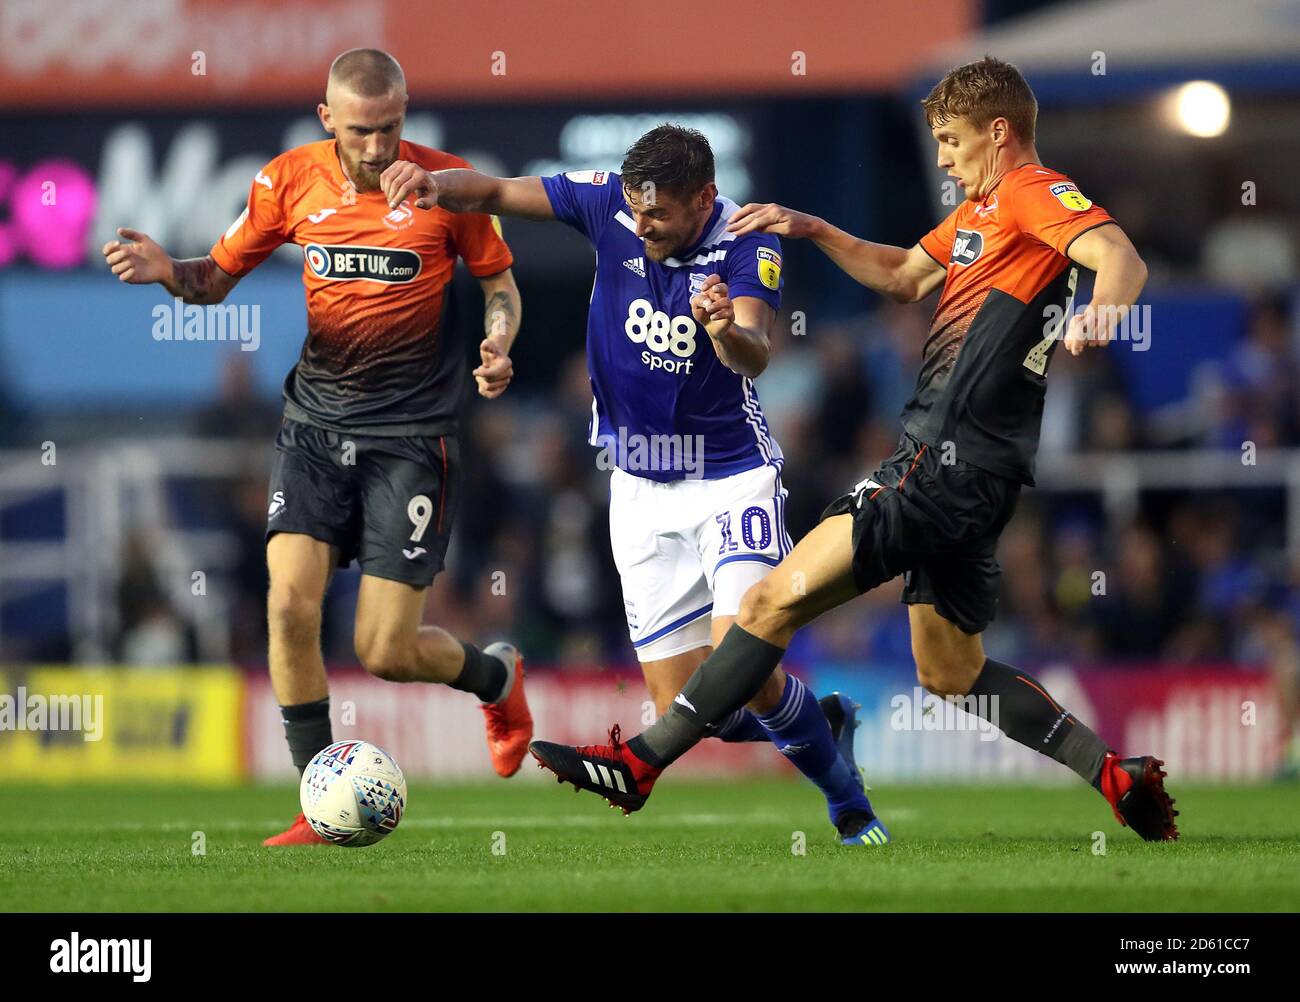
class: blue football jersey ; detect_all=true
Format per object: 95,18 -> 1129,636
542,170 -> 784,483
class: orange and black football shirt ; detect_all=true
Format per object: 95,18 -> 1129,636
211,140 -> 513,436
911,164 -> 1114,486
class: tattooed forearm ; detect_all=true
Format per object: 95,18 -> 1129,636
166,255 -> 230,304
483,286 -> 521,348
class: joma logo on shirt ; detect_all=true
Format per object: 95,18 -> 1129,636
950,229 -> 984,266
303,243 -> 422,283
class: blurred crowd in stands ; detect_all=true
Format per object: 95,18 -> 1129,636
71,281 -> 1295,772
102,289 -> 1300,686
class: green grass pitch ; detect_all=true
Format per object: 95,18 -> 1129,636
5,779 -> 1298,911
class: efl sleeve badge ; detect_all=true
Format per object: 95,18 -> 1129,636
757,247 -> 782,290
1050,181 -> 1093,211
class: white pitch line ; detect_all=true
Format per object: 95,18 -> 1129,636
11,808 -> 918,835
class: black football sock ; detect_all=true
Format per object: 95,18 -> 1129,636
705,709 -> 769,742
965,657 -> 1111,788
629,625 -> 786,768
281,697 -> 332,777
450,642 -> 508,702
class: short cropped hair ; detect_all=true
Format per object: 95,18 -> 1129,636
327,48 -> 406,98
922,56 -> 1037,144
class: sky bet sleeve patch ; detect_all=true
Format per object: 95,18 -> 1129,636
757,247 -> 782,290
1050,181 -> 1093,211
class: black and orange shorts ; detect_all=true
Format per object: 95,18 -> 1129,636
820,431 -> 1020,635
266,418 -> 460,588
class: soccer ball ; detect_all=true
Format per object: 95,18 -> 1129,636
300,740 -> 407,847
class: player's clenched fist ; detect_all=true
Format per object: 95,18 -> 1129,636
691,274 -> 735,339
726,202 -> 819,239
1063,305 -> 1115,357
472,337 -> 514,399
380,160 -> 438,210
102,227 -> 170,285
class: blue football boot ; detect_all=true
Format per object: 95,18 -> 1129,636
819,691 -> 866,791
819,692 -> 891,846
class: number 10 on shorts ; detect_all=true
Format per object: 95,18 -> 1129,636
715,505 -> 774,555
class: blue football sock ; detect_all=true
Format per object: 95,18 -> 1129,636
707,708 -> 769,743
758,674 -> 874,822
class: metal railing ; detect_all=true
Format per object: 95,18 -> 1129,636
1034,447 -> 1300,554
0,438 -> 270,661
2,438 -> 1298,660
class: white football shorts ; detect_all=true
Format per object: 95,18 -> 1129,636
609,462 -> 793,662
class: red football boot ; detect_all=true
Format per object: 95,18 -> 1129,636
529,724 -> 663,814
263,812 -> 329,847
1100,752 -> 1180,841
481,642 -> 533,778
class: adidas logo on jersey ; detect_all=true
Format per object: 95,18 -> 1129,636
623,257 -> 646,278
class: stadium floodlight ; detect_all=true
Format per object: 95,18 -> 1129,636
1167,80 -> 1231,138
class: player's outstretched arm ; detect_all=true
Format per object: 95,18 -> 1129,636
380,162 -> 555,221
1062,223 -> 1148,357
102,227 -> 240,305
728,203 -> 943,303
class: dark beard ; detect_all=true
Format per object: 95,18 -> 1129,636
644,239 -> 677,262
341,153 -> 385,193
